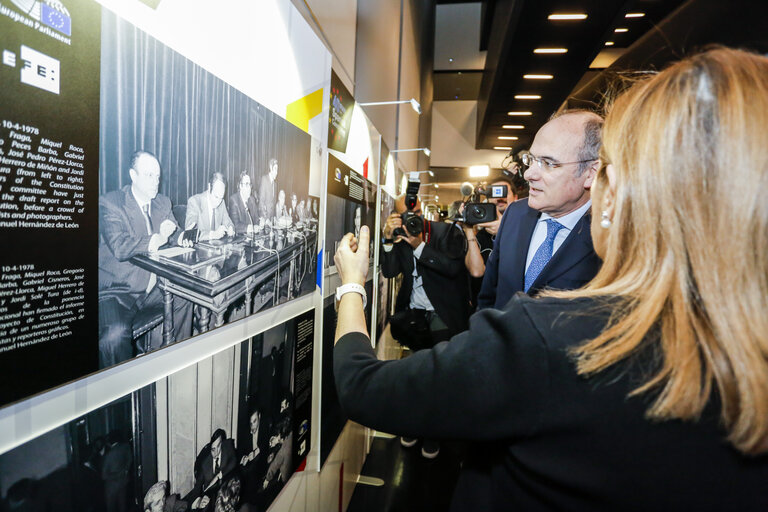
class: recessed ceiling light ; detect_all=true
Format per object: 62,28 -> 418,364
494,146 -> 513,150
534,48 -> 568,54
614,28 -> 628,33
434,184 -> 439,188
498,136 -> 519,140
503,124 -> 525,129
507,111 -> 532,116
605,41 -> 615,46
469,165 -> 490,177
548,13 -> 587,20
448,58 -> 454,62
625,12 -> 645,18
514,95 -> 541,100
523,74 -> 553,80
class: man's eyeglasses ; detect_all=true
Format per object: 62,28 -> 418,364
520,151 -> 597,171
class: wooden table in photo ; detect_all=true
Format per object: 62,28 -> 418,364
131,228 -> 317,344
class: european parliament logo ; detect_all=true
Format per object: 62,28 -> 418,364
40,1 -> 70,36
7,0 -> 71,36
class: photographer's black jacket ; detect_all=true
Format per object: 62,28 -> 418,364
380,220 -> 469,337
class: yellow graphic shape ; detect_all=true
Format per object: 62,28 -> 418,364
286,88 -> 324,133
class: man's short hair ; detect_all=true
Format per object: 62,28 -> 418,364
143,481 -> 167,510
549,109 -> 604,176
208,172 -> 227,189
268,158 -> 278,170
130,150 -> 158,174
238,171 -> 251,185
211,428 -> 226,444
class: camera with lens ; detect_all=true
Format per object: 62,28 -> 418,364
393,179 -> 424,237
453,182 -> 508,225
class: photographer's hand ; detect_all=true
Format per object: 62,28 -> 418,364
476,218 -> 501,236
383,213 -> 401,240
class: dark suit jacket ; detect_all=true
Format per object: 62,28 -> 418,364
228,193 -> 259,234
335,295 -> 768,511
192,438 -> 237,497
477,198 -> 601,309
380,221 -> 469,337
99,185 -> 180,308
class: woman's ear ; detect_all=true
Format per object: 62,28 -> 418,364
602,163 -> 617,219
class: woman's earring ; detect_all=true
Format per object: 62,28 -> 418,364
600,210 -> 612,229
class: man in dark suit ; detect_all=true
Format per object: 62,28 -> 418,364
190,429 -> 237,510
98,151 -> 193,368
381,196 -> 470,345
478,110 -> 603,309
228,171 -> 259,235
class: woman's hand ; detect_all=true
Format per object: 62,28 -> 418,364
334,226 -> 370,286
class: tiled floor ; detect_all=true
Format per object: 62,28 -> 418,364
346,434 -> 464,512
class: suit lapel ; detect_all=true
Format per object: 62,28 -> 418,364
510,206 -> 540,292
123,186 -> 151,236
531,210 -> 593,290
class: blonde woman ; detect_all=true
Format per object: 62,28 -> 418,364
332,47 -> 768,511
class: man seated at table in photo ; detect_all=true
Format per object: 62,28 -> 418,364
98,150 -> 193,368
185,172 -> 235,241
228,171 -> 260,235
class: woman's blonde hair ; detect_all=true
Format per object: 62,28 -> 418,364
562,47 -> 768,455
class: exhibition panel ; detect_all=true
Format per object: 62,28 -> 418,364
0,309 -> 314,512
0,0 -> 326,406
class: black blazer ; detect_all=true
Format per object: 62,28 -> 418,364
380,221 -> 469,337
477,198 -> 601,309
228,193 -> 259,234
335,295 -> 768,511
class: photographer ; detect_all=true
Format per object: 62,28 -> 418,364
382,194 -> 470,348
381,192 -> 469,457
460,174 -> 528,308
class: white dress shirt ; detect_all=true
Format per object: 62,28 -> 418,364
525,200 -> 591,272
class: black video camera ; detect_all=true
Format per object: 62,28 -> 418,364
393,179 -> 423,237
453,183 -> 507,225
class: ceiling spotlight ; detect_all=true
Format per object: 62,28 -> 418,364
625,12 -> 645,18
514,95 -> 541,100
469,165 -> 490,178
548,13 -> 587,20
434,184 -> 439,188
503,124 -> 525,129
494,146 -> 513,150
523,74 -> 553,80
508,111 -> 532,116
534,48 -> 568,54
605,41 -> 615,46
614,28 -> 628,33
498,136 -> 518,140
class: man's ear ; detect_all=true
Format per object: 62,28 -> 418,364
582,160 -> 600,189
128,168 -> 137,183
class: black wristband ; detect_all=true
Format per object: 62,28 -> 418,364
382,238 -> 394,244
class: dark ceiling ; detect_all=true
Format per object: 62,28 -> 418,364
473,0 -> 687,152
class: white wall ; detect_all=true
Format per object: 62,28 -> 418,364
431,100 -> 511,168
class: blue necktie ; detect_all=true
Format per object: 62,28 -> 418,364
524,219 -> 565,292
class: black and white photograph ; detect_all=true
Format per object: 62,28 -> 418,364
323,154 -> 376,272
0,310 -> 314,512
96,11 -> 319,369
